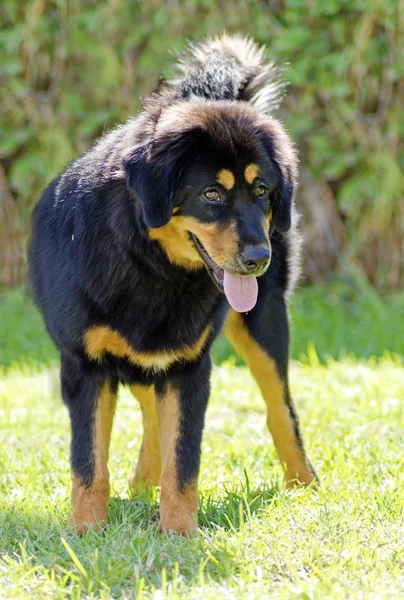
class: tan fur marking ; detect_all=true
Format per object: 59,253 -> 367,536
148,210 -> 239,272
129,385 -> 162,490
244,163 -> 260,184
261,213 -> 271,246
148,219 -> 203,270
84,324 -> 212,373
69,382 -> 117,533
158,386 -> 198,535
179,217 -> 239,268
217,168 -> 235,190
225,312 -> 314,486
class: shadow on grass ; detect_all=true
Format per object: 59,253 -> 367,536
1,482 -> 282,595
0,506 -> 67,557
198,480 -> 280,532
111,477 -> 280,535
108,494 -> 160,528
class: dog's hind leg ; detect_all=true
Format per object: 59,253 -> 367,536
61,352 -> 118,533
129,385 -> 162,491
225,290 -> 318,488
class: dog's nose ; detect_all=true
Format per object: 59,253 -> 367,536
241,247 -> 271,273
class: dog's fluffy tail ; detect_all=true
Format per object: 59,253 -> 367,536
168,33 -> 286,114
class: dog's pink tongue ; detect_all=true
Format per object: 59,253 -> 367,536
223,272 -> 258,313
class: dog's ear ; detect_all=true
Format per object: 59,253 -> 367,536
123,130 -> 199,228
261,124 -> 298,233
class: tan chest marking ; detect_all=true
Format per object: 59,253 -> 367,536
217,169 -> 235,190
84,324 -> 212,372
244,164 -> 260,184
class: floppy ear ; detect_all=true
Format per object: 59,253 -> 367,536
122,131 -> 199,228
261,125 -> 298,233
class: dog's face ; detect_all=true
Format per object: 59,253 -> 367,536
123,101 -> 297,311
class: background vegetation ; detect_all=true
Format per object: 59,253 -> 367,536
0,0 -> 403,290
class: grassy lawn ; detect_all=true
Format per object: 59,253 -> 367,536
0,284 -> 403,598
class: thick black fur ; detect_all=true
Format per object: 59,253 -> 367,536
29,35 -> 307,513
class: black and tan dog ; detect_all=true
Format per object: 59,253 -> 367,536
29,35 -> 317,535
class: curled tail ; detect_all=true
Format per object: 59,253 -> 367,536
169,33 -> 286,114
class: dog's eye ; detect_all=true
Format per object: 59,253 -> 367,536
203,189 -> 221,202
255,185 -> 268,198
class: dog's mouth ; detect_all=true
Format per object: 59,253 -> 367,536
192,235 -> 224,290
191,235 -> 259,313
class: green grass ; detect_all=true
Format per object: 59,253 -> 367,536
1,357 -> 403,599
0,284 -> 403,598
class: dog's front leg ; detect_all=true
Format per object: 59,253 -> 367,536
61,352 -> 117,533
157,355 -> 211,536
225,290 -> 318,488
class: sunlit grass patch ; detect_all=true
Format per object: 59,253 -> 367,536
0,357 -> 403,599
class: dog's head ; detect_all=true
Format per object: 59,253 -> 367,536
123,101 -> 297,312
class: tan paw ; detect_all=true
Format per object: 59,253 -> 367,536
158,484 -> 198,536
285,466 -> 319,490
68,504 -> 107,534
158,514 -> 198,536
69,478 -> 109,534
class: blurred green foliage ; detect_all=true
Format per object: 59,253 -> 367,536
0,0 -> 403,288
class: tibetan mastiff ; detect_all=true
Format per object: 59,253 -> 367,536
29,35 -> 317,535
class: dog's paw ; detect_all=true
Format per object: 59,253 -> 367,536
68,512 -> 107,535
69,484 -> 109,534
158,516 -> 198,537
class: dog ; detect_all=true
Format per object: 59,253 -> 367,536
29,34 -> 317,536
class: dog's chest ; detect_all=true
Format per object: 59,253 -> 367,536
82,266 -> 225,373
82,319 -> 213,374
